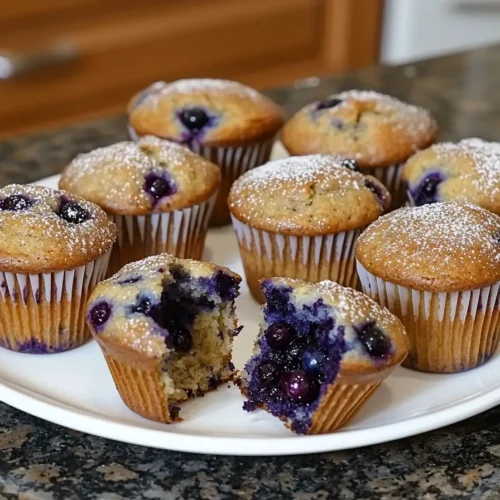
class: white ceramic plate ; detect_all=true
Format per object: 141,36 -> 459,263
1,144 -> 500,456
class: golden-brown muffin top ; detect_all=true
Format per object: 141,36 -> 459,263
403,138 -> 500,214
0,184 -> 116,274
128,79 -> 285,146
228,155 -> 391,235
356,202 -> 500,292
282,90 -> 437,168
60,136 -> 221,216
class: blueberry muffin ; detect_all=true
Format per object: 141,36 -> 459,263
86,254 -> 242,423
239,277 -> 408,434
403,138 -> 500,213
0,184 -> 116,353
60,136 -> 220,276
281,90 -> 437,209
356,202 -> 500,373
228,155 -> 391,302
128,79 -> 285,225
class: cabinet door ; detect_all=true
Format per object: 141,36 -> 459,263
0,0 -> 383,137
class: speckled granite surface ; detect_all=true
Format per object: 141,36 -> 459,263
2,46 -> 500,499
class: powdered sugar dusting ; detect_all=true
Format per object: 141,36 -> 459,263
232,155 -> 365,194
0,184 -> 116,270
62,136 -> 219,213
145,78 -> 264,105
359,202 -> 500,273
431,138 -> 500,197
330,89 -> 435,144
229,155 -> 388,233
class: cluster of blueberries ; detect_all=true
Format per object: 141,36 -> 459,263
0,193 -> 89,224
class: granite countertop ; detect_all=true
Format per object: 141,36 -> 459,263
2,46 -> 500,499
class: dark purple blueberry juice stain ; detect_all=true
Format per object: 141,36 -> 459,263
0,338 -> 71,354
126,265 -> 239,355
243,282 -> 347,434
144,173 -> 177,207
0,195 -> 33,211
408,171 -> 444,206
88,301 -> 112,331
356,321 -> 391,359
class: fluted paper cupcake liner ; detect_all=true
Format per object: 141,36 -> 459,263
232,216 -> 362,302
107,195 -> 216,277
357,261 -> 500,372
360,163 -> 405,210
309,379 -> 382,434
129,126 -> 276,226
104,353 -> 172,423
0,251 -> 111,353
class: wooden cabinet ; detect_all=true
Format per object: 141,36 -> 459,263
0,0 -> 383,137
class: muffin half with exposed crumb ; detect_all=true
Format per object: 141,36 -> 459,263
239,277 -> 408,434
86,254 -> 242,423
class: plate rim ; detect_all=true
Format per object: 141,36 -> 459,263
2,371 -> 500,456
0,172 -> 498,456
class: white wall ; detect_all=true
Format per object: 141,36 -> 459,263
382,0 -> 500,64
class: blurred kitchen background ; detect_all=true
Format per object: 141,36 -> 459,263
1,0 -> 500,138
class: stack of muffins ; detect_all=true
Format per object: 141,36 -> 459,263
3,77 -> 500,436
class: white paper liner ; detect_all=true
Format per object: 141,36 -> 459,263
232,216 -> 362,300
109,195 -> 215,274
0,251 -> 111,352
356,260 -> 500,372
360,163 -> 405,208
129,126 -> 275,224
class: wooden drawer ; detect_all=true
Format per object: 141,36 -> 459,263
0,0 -> 383,137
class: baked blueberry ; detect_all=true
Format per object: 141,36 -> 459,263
342,159 -> 359,171
258,361 -> 280,386
302,347 -> 326,376
265,322 -> 294,350
280,370 -> 318,403
179,107 -> 210,131
215,271 -> 238,301
316,97 -> 342,111
357,322 -> 391,358
59,200 -> 89,224
0,195 -> 32,211
144,173 -> 176,202
365,179 -> 388,207
89,301 -> 112,330
410,173 -> 443,206
173,328 -> 193,352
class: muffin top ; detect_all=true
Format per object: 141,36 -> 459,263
0,184 -> 116,274
228,155 -> 391,235
60,136 -> 221,216
356,202 -> 500,292
403,138 -> 500,214
128,79 -> 285,146
86,254 -> 241,363
282,90 -> 437,168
